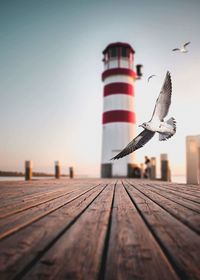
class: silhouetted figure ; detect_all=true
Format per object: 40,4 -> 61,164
144,156 -> 151,179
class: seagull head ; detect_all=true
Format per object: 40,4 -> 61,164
139,122 -> 148,129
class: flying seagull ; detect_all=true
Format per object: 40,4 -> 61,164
111,71 -> 176,160
172,42 -> 190,53
147,74 -> 156,83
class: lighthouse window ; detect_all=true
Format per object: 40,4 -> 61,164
110,47 -> 117,57
121,47 -> 128,57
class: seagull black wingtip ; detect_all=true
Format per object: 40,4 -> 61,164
110,157 -> 116,161
110,155 -> 120,160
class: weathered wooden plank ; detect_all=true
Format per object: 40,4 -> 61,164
0,182 -> 102,218
0,179 -> 103,200
0,189 -> 75,218
142,183 -> 200,213
0,179 -> 105,208
153,183 -> 200,200
0,179 -> 103,203
19,184 -> 115,280
0,184 -> 107,280
127,180 -> 200,234
104,182 -> 178,280
0,183 -> 102,239
124,182 -> 200,280
0,180 -> 65,196
173,183 -> 200,191
144,180 -> 200,192
0,178 -> 199,280
0,185 -> 67,206
145,183 -> 200,205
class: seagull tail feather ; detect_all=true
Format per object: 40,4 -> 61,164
167,117 -> 176,132
159,117 -> 176,141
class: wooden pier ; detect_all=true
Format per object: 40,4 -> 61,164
0,179 -> 200,280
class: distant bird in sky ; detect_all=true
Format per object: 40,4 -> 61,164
172,42 -> 191,53
147,74 -> 156,83
111,71 -> 176,160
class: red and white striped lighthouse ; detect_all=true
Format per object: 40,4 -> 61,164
101,42 -> 138,178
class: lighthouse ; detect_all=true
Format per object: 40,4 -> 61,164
101,42 -> 139,178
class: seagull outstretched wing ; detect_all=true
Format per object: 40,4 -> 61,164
147,75 -> 156,83
172,48 -> 180,51
183,41 -> 190,48
150,71 -> 172,121
111,129 -> 155,160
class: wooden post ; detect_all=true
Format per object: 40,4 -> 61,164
25,161 -> 32,181
69,167 -> 74,179
150,157 -> 156,180
186,136 -> 200,185
160,154 -> 170,181
55,161 -> 60,179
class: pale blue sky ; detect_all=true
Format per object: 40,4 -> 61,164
0,0 -> 200,177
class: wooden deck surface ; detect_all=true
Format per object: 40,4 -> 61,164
0,178 -> 200,280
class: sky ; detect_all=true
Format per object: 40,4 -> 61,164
0,0 -> 200,178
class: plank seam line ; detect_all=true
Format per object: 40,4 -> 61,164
12,184 -> 108,280
126,181 -> 200,235
97,182 -> 116,280
123,182 -> 186,280
0,184 -> 102,241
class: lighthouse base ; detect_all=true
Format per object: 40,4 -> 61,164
101,163 -> 141,178
101,163 -> 112,178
